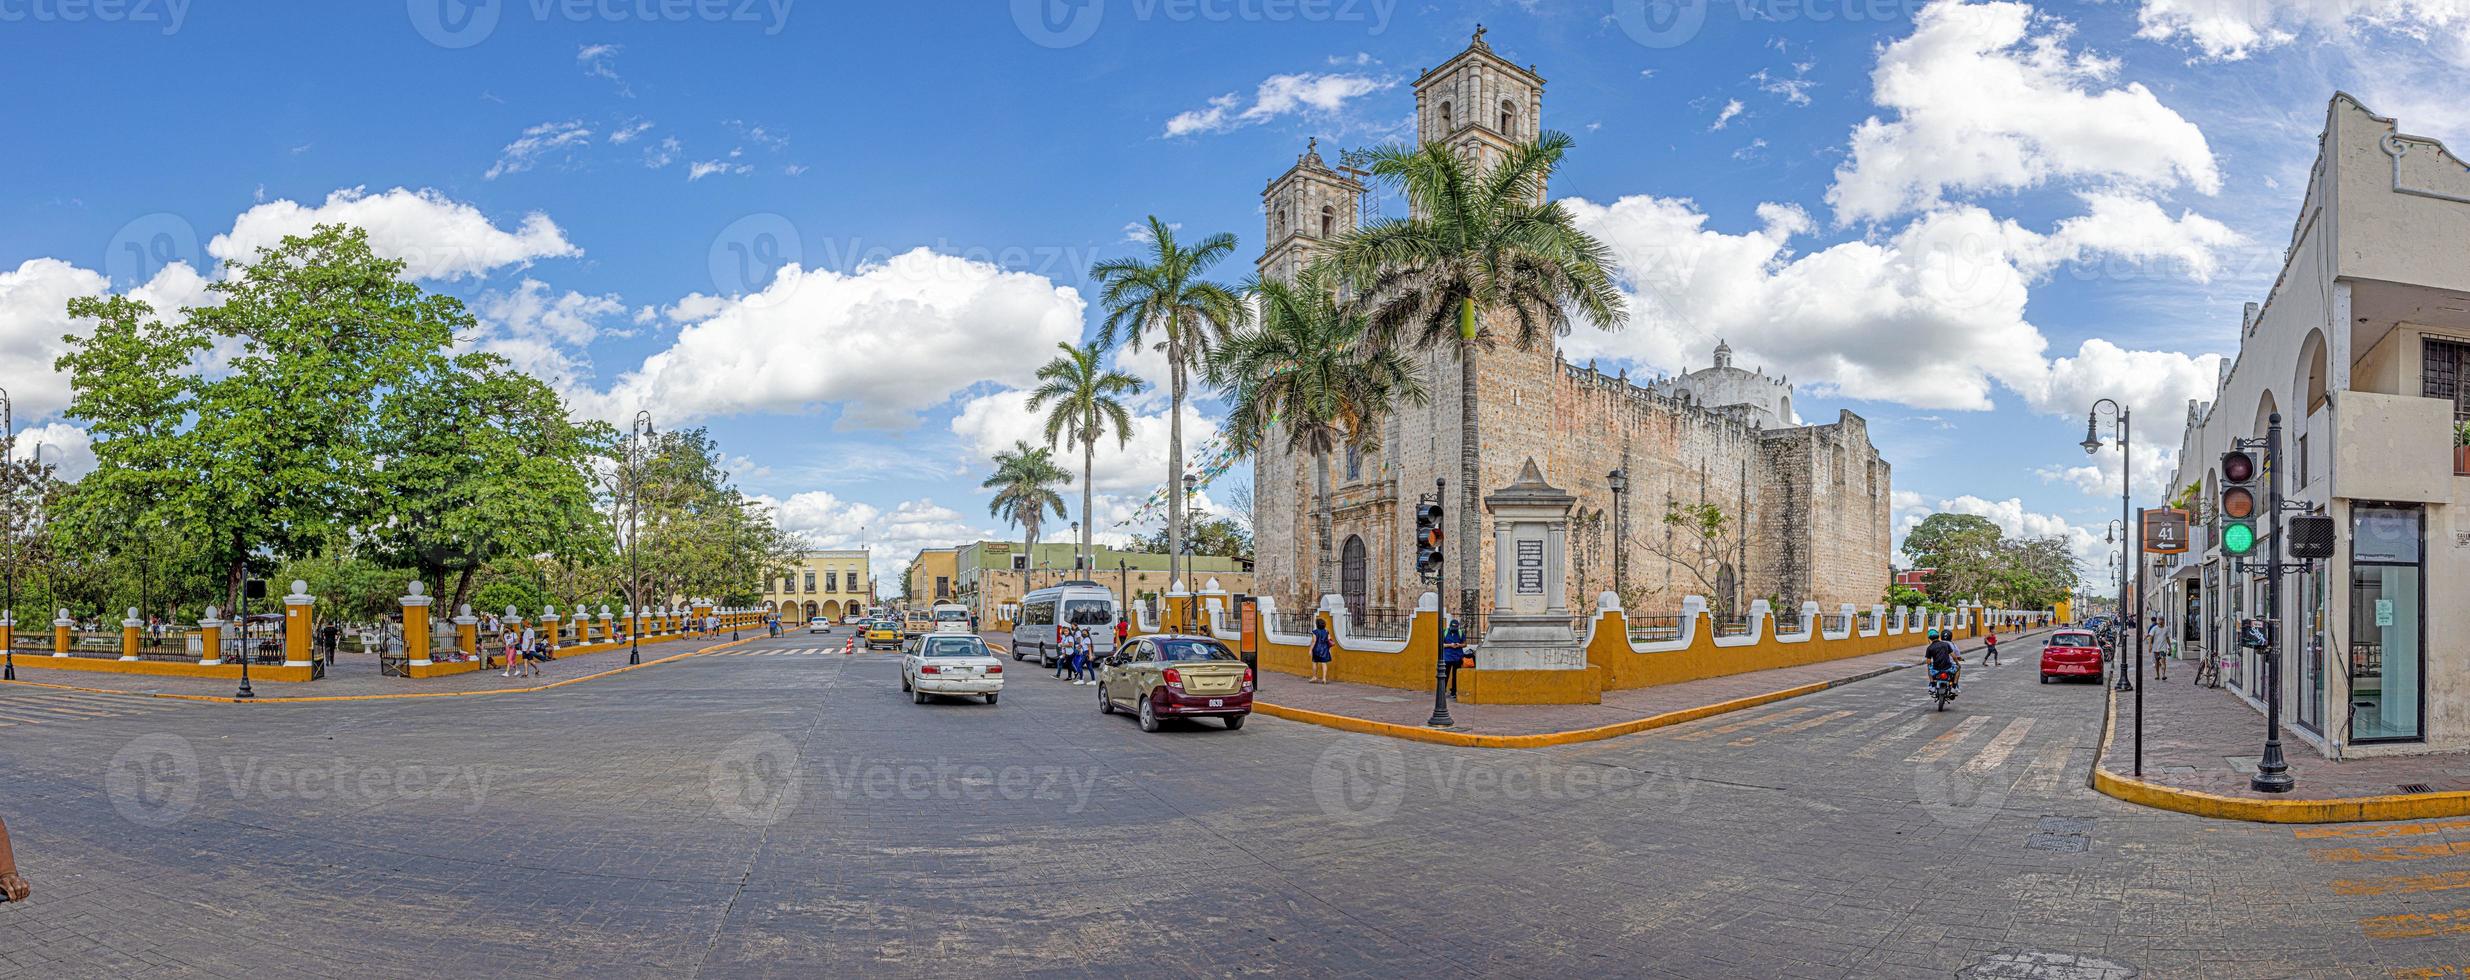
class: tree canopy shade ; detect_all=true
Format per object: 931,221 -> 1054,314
45,221 -> 787,627
1090,216 -> 1248,591
1900,512 -> 2081,610
1214,262 -> 1425,595
1331,132 -> 1626,618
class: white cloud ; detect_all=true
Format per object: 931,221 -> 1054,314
1712,99 -> 1745,130
578,44 -> 630,96
688,159 -> 753,181
1562,193 -> 2228,445
948,389 -> 1216,496
5,421 -> 95,480
608,119 -> 653,144
2038,191 -> 2246,282
484,120 -> 592,180
1828,0 -> 2221,224
2133,0 -> 2470,60
1164,72 -> 1395,137
0,258 -> 212,424
584,248 -> 1085,428
468,278 -> 627,389
644,136 -> 681,169
1753,64 -> 1817,106
213,186 -> 579,282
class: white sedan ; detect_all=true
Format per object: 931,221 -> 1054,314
807,618 -> 833,634
901,634 -> 1005,705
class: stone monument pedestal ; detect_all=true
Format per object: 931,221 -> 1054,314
1477,458 -> 1585,671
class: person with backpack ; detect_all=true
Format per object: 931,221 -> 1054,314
1442,619 -> 1468,700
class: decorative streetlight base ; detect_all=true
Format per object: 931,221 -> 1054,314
2251,761 -> 2294,793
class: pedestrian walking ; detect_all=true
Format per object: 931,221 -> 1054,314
1442,619 -> 1467,700
1078,626 -> 1100,683
1310,620 -> 1334,684
1052,628 -> 1074,679
1982,630 -> 2000,666
500,632 -> 522,677
0,813 -> 29,903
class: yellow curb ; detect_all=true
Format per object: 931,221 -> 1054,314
1254,670 -> 1885,750
2088,670 -> 2470,823
0,634 -> 750,704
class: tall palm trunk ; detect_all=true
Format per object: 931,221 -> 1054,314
1457,298 -> 1481,628
1312,449 -> 1332,600
1166,323 -> 1186,591
1081,430 -> 1096,574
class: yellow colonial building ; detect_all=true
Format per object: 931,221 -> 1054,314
763,549 -> 873,624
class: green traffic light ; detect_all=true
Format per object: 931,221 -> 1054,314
2223,522 -> 2256,555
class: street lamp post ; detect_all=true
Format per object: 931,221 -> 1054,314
2248,413 -> 2296,794
627,411 -> 654,666
2082,400 -> 2136,694
1424,478 -> 1453,729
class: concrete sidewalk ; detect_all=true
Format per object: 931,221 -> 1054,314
2099,661 -> 2470,801
1257,627 -> 2040,743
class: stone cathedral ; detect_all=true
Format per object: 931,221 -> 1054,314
1248,30 -> 1893,621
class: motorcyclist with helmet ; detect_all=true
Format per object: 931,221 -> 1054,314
1924,628 -> 1961,696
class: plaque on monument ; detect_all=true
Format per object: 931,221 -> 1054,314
1516,540 -> 1544,594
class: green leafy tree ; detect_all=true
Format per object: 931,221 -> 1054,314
1639,502 -> 1744,616
1026,341 -> 1144,570
981,441 -> 1069,588
368,352 -> 612,612
1215,263 -> 1426,597
51,294 -> 212,620
1090,216 -> 1248,589
1901,513 -> 2005,603
1334,132 -> 1627,617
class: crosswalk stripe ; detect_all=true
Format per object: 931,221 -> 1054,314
1852,716 -> 1935,759
2361,906 -> 2470,939
1810,709 -> 1907,745
51,694 -> 179,712
1675,706 -> 1813,742
1959,718 -> 2037,774
1734,709 -> 1856,746
2313,841 -> 2470,863
2334,869 -> 2470,897
1905,715 -> 1991,763
2299,818 -> 2470,841
2021,741 -> 2074,793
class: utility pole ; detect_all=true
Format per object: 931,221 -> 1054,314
2251,413 -> 2294,793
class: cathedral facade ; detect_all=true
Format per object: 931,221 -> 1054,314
1248,31 -> 1893,622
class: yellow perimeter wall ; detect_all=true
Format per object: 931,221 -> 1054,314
1130,594 -> 2049,706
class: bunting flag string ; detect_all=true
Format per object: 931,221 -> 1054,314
1116,432 -> 1243,529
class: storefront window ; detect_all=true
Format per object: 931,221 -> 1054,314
2348,505 -> 2422,742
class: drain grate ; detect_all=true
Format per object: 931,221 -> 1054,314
2401,783 -> 2435,794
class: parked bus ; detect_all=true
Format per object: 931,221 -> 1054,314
931,602 -> 972,634
1008,582 -> 1118,667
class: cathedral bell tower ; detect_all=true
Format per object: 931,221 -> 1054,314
1413,25 -> 1545,184
1257,136 -> 1362,285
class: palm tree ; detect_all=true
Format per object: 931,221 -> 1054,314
982,440 -> 1070,601
1335,131 -> 1627,620
1090,216 -> 1248,590
1214,263 -> 1427,600
1026,341 -> 1146,572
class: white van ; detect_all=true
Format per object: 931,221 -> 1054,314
931,602 -> 972,634
1008,582 -> 1118,667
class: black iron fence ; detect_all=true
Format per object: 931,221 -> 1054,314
1625,614 -> 1684,643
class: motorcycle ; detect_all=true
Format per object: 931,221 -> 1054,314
1929,663 -> 1960,711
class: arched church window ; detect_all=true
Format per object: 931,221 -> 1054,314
1438,101 -> 1453,131
1319,205 -> 1335,238
1341,536 -> 1368,619
1500,100 -> 1517,137
1344,443 -> 1360,481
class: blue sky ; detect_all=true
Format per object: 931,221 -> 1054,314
5,0 -> 2467,594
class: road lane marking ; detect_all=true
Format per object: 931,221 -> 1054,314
1959,717 -> 2037,774
1853,716 -> 1935,759
2298,819 -> 2470,841
1674,706 -> 1813,742
2361,907 -> 2470,939
2022,742 -> 2075,793
2334,869 -> 2470,897
1811,709 -> 1906,745
1734,709 -> 1856,745
1905,715 -> 1991,763
2312,841 -> 2470,863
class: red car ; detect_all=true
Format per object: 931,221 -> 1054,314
2040,630 -> 2104,683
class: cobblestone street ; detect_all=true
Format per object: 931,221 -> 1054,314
4,629 -> 2466,977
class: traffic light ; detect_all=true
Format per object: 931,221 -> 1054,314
1414,499 -> 1445,579
2219,450 -> 2258,556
